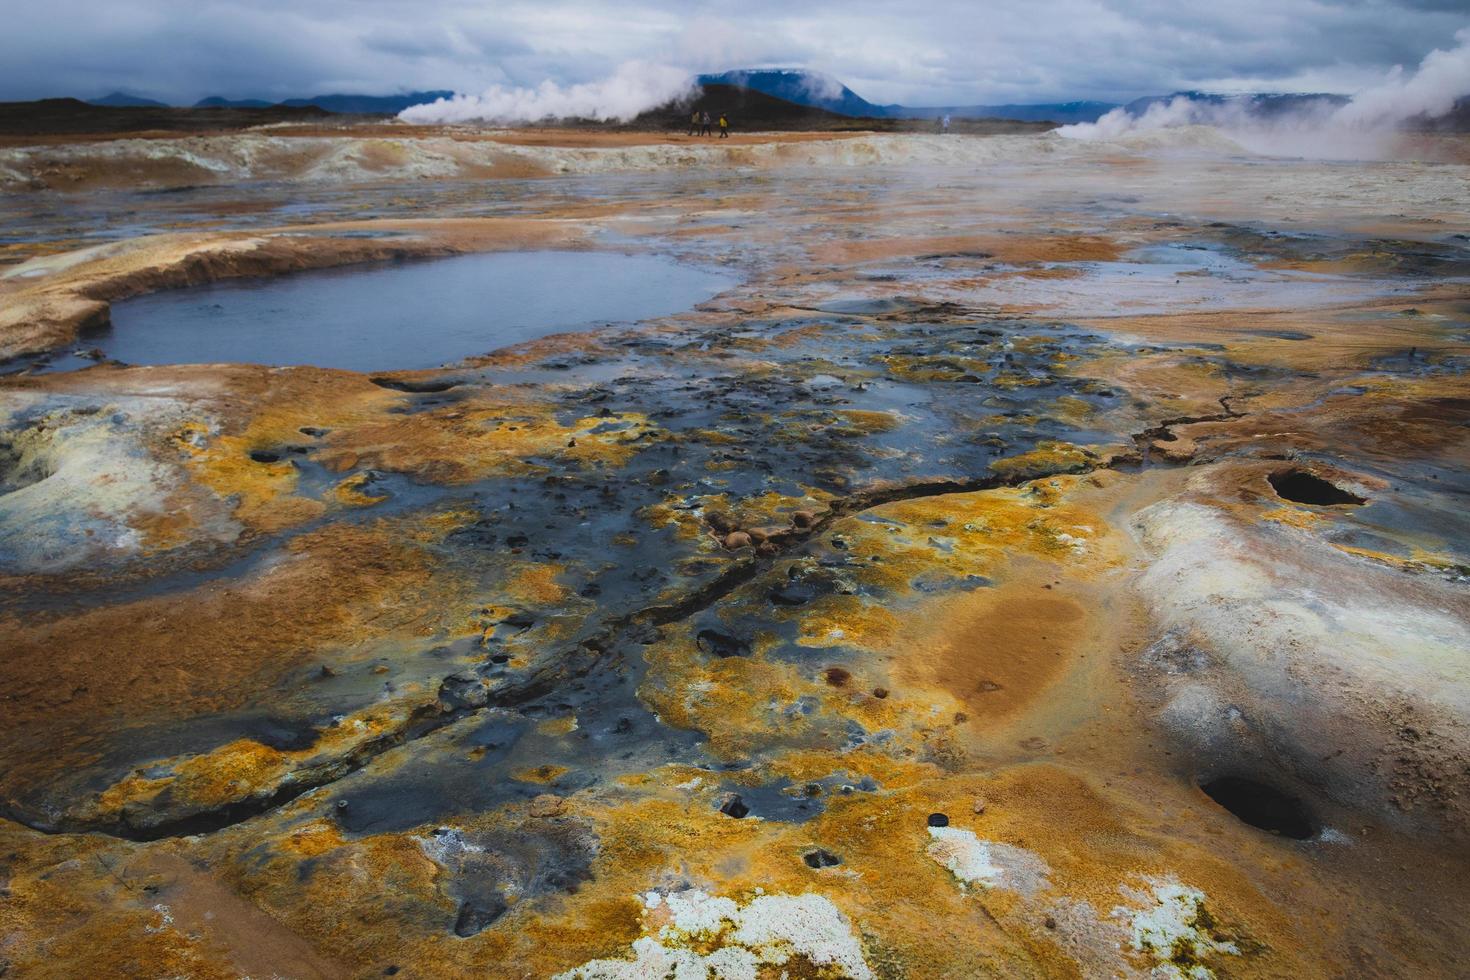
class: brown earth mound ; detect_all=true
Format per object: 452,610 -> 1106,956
0,98 -> 332,137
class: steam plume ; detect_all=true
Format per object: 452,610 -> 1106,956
1058,29 -> 1470,158
400,61 -> 694,125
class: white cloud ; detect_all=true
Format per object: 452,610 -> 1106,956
0,0 -> 1465,107
1057,30 -> 1470,159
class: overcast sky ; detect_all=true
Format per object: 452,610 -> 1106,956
3,0 -> 1466,106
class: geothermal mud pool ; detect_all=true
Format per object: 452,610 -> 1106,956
0,128 -> 1468,978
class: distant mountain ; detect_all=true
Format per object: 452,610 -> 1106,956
194,96 -> 275,109
634,83 -> 874,130
193,91 -> 453,114
698,68 -> 1116,123
282,91 -> 455,114
697,70 -> 885,118
1122,91 -> 1349,117
884,101 -> 1119,124
88,91 -> 170,108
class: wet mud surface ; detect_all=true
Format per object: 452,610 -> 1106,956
1,129 -> 1468,978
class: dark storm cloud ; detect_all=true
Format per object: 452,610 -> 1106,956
1,0 -> 1464,105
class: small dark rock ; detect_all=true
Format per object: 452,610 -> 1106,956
696,629 -> 750,658
501,609 -> 536,629
720,794 -> 750,818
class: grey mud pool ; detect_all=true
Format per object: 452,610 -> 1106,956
0,128 -> 1468,978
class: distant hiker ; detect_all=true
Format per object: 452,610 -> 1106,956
942,113 -> 951,134
718,113 -> 729,137
701,111 -> 712,136
688,110 -> 700,136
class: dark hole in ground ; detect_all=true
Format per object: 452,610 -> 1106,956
1268,470 -> 1365,506
453,897 -> 508,937
1199,776 -> 1317,839
823,666 -> 851,686
370,377 -> 462,393
803,848 -> 842,868
248,449 -> 282,463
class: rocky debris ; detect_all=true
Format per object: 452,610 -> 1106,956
438,672 -> 489,711
529,794 -> 566,818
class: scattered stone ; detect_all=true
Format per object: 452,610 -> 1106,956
696,629 -> 750,658
1044,916 -> 1057,930
530,794 -> 565,818
724,531 -> 752,550
928,812 -> 950,827
318,665 -> 338,678
972,797 -> 987,815
791,509 -> 817,528
873,687 -> 890,699
824,666 -> 851,686
747,527 -> 769,543
719,794 -> 750,818
438,671 -> 489,710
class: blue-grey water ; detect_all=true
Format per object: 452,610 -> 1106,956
95,251 -> 734,372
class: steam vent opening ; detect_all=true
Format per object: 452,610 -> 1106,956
1199,776 -> 1318,839
1267,469 -> 1366,506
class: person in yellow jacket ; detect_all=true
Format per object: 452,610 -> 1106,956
718,113 -> 729,138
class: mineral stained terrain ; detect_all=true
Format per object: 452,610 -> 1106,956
1,123 -> 1468,979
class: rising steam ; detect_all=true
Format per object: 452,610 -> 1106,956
1059,29 -> 1470,159
399,61 -> 694,125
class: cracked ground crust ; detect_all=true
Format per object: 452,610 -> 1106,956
1,130 -> 1469,978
